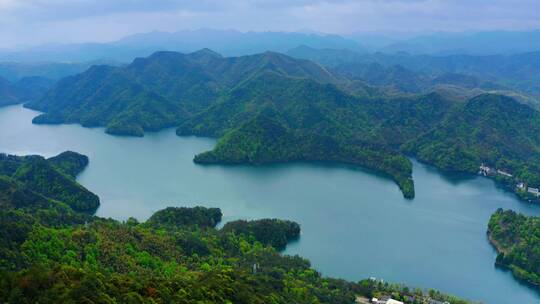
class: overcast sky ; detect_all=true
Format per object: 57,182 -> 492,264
1,0 -> 539,48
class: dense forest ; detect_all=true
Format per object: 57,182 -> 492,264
17,49 -> 540,201
403,94 -> 540,192
0,151 -> 99,212
488,209 -> 540,288
0,151 -> 472,303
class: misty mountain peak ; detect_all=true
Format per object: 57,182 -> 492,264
190,48 -> 222,58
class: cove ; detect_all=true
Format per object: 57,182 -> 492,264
1,104 -> 540,304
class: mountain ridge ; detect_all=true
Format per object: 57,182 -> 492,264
26,49 -> 540,201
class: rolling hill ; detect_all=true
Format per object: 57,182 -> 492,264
287,45 -> 540,107
27,49 -> 540,200
27,50 -> 343,136
0,29 -> 363,63
404,94 -> 540,187
0,151 -> 99,212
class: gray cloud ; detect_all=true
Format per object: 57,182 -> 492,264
0,0 -> 539,48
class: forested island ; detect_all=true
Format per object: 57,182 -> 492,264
488,209 -> 540,288
0,151 -> 472,303
20,50 -> 540,201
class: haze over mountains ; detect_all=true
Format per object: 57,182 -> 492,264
2,28 -> 540,109
0,61 -> 117,82
0,76 -> 55,107
0,29 -> 362,63
286,45 -> 540,107
2,28 -> 540,204
376,30 -> 540,55
2,29 -> 540,63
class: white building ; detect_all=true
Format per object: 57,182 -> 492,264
528,187 -> 540,196
497,169 -> 513,178
479,164 -> 493,176
371,298 -> 404,304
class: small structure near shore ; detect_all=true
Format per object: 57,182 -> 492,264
355,296 -> 370,304
497,169 -> 513,178
371,297 -> 404,304
479,163 -> 494,176
478,164 -> 514,179
529,187 -> 540,197
477,164 -> 540,201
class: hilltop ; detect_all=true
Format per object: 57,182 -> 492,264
0,151 -> 99,212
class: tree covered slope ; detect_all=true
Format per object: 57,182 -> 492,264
26,50 -> 540,200
404,94 -> 540,188
0,205 -> 470,304
488,209 -> 540,288
0,151 -> 99,212
287,45 -> 540,108
0,153 -> 472,303
26,50 -> 341,137
182,72 -> 456,198
47,151 -> 90,178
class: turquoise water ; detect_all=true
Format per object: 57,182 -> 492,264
1,105 -> 539,304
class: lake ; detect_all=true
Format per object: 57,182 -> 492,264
1,104 -> 539,304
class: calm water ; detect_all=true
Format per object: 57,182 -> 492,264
1,105 -> 540,304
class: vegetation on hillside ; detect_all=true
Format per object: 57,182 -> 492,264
26,50 -> 540,201
183,71 -> 457,199
25,50 -> 341,136
0,153 -> 473,303
287,45 -> 540,107
0,205 -> 471,304
145,206 -> 223,229
0,151 -> 99,212
222,218 -> 300,250
193,111 -> 415,198
47,151 -> 90,178
404,94 -> 540,191
488,209 -> 540,288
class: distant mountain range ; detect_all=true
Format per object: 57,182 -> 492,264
287,45 -> 540,108
378,30 -> 540,55
0,61 -> 118,82
2,29 -> 540,63
0,29 -> 363,63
